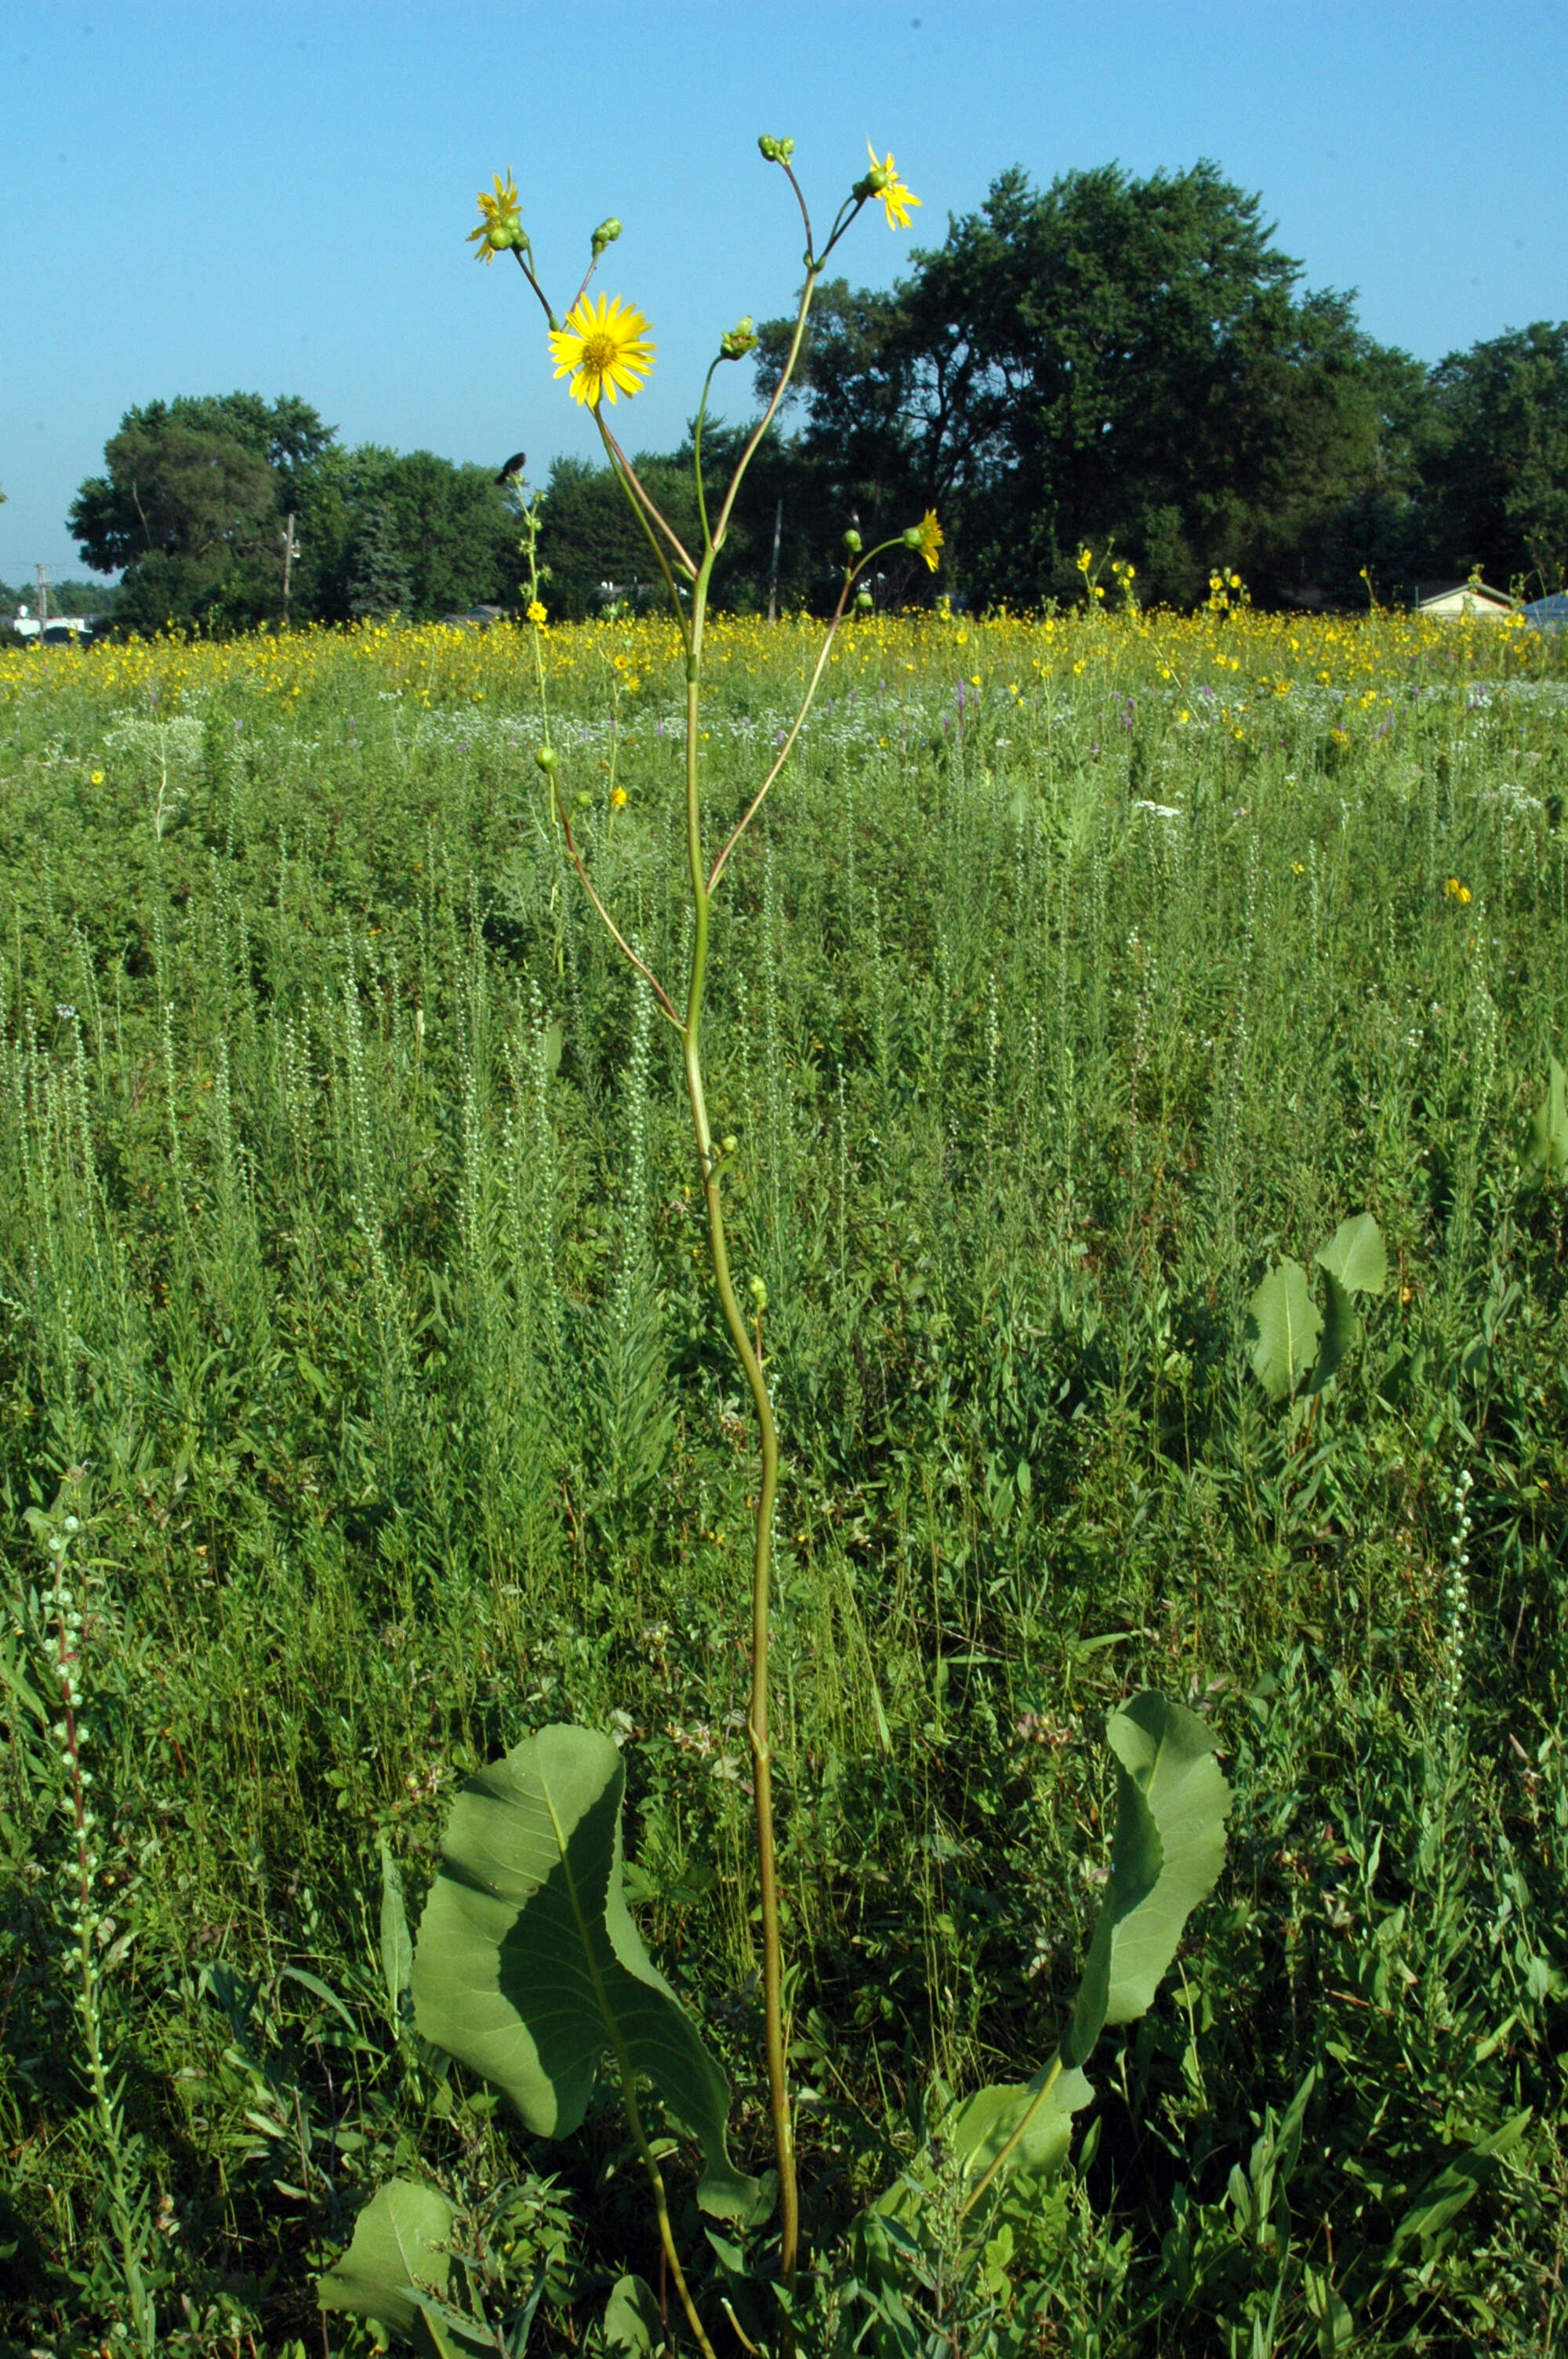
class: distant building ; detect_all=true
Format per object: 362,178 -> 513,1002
1414,580 -> 1512,620
1523,591 -> 1568,631
10,605 -> 94,646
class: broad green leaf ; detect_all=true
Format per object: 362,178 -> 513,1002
603,2274 -> 662,2355
946,2063 -> 1093,2183
1063,1692 -> 1230,2070
1305,1270 -> 1358,1394
1315,1212 -> 1387,1296
412,1725 -> 761,2223
318,2176 -> 455,2343
380,1837 -> 413,2026
1247,1259 -> 1322,1399
1523,1056 -> 1568,1184
873,2065 -> 1092,2229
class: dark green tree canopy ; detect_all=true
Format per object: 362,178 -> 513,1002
71,395 -> 524,632
757,162 -> 1435,608
67,394 -> 326,633
1416,323 -> 1568,591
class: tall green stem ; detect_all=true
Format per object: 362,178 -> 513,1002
678,576 -> 798,2293
550,236 -> 853,2319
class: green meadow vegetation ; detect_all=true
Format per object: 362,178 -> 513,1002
2,608 -> 1568,2355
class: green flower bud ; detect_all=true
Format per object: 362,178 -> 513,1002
534,744 -> 557,774
748,1275 -> 768,1309
720,1134 -> 739,1156
720,315 -> 757,362
842,528 -> 862,556
855,588 -> 875,612
757,134 -> 796,165
575,789 -> 593,809
590,217 -> 622,258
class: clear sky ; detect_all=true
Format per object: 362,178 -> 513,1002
4,0 -> 1566,583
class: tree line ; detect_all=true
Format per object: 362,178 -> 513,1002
65,393 -> 522,635
66,162 -> 1568,631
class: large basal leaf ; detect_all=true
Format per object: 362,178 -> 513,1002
412,1724 -> 762,2223
1063,1692 -> 1230,2070
1247,1259 -> 1321,1399
1315,1212 -> 1387,1296
1305,1269 -> 1358,1394
318,2176 -> 454,2344
1523,1056 -> 1568,1185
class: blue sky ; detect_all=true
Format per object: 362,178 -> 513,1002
4,0 -> 1565,583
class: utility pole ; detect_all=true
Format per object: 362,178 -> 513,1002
766,496 -> 783,624
280,512 -> 300,625
35,564 -> 49,629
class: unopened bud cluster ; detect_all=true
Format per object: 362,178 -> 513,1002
757,134 -> 796,165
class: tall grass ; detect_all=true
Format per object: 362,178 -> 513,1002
2,605 -> 1566,2355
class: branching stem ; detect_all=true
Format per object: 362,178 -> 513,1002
523,179 -> 897,2339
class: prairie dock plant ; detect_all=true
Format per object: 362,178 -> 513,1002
495,133 -> 947,2313
314,139 -> 1229,2359
496,132 -> 945,2339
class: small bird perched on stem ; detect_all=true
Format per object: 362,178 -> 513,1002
495,452 -> 528,485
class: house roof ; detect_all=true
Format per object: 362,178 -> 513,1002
1523,591 -> 1568,627
1415,579 -> 1512,610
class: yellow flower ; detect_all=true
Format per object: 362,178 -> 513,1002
527,599 -> 547,625
550,293 -> 656,408
902,510 -> 943,572
467,169 -> 524,264
611,786 -> 628,808
1445,876 -> 1472,905
864,142 -> 921,230
90,769 -> 104,784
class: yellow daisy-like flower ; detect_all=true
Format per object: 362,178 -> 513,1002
903,509 -> 943,572
611,786 -> 628,808
866,142 -> 921,230
526,599 -> 547,626
467,169 -> 524,264
549,293 -> 656,408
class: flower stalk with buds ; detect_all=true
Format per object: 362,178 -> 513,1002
33,1488 -> 158,2354
451,136 -> 942,2339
